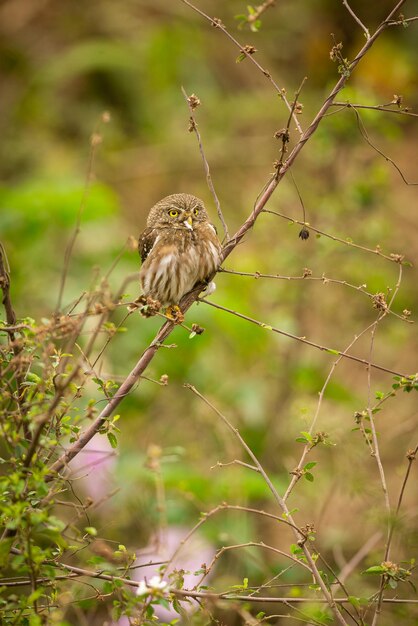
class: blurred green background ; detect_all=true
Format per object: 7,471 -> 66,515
1,0 -> 418,623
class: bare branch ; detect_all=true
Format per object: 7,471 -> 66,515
181,86 -> 229,241
342,0 -> 370,39
199,298 -> 408,378
331,101 -> 418,118
262,209 -> 407,263
351,107 -> 418,185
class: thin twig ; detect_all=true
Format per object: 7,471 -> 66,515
243,0 -> 276,26
199,298 -> 408,378
179,0 -> 303,135
342,0 -> 370,38
351,106 -> 418,185
55,114 -> 109,314
366,266 -> 403,626
331,101 -> 418,118
181,86 -> 229,241
276,77 -> 307,170
184,384 -> 349,626
220,267 -> 411,323
283,316 -> 384,502
387,15 -> 418,25
164,502 -> 303,576
262,209 -> 405,263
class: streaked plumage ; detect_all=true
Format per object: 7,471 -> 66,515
138,193 -> 221,306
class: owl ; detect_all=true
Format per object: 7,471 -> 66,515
138,193 -> 222,313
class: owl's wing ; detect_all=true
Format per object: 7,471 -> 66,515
138,227 -> 159,263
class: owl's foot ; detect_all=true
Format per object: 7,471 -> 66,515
201,281 -> 216,298
132,295 -> 161,317
164,304 -> 184,324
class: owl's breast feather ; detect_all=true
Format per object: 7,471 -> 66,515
139,228 -> 221,305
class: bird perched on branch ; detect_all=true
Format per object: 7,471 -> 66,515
138,193 -> 221,318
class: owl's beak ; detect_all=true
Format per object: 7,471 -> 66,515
183,215 -> 193,230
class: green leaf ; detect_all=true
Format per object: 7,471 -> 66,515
84,526 -> 98,537
304,472 -> 314,482
300,431 -> 313,442
0,537 -> 14,568
304,462 -> 317,470
363,565 -> 386,575
107,432 -> 118,449
28,588 -> 44,605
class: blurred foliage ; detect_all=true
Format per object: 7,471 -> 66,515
1,0 -> 418,624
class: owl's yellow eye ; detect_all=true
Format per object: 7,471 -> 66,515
193,208 -> 199,216
169,209 -> 179,218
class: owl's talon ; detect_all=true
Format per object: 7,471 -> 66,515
165,305 -> 184,324
138,295 -> 161,317
201,281 -> 216,298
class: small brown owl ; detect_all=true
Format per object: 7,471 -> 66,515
138,193 -> 222,310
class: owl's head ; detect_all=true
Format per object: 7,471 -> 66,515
147,193 -> 209,231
